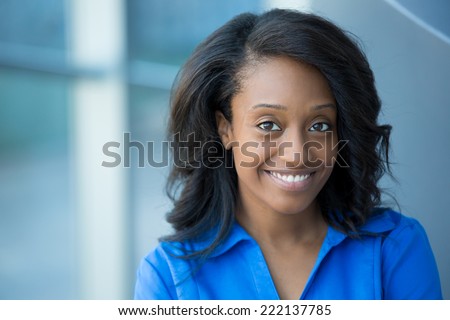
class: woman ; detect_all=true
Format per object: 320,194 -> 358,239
134,9 -> 442,299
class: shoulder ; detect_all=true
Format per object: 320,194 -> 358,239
358,208 -> 425,236
141,239 -> 197,275
134,223 -> 253,300
384,210 -> 429,242
362,208 -> 434,256
369,208 -> 431,256
366,209 -> 442,299
134,242 -> 192,300
134,245 -> 173,299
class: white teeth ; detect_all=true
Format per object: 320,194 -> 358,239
270,171 -> 311,183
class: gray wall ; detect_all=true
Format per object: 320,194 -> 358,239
311,0 -> 450,299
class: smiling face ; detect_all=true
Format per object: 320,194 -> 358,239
217,56 -> 338,218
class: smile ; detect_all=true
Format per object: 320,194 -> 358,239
264,170 -> 316,191
269,171 -> 311,182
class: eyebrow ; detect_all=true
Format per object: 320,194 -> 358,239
251,103 -> 288,110
311,103 -> 336,111
251,103 -> 336,111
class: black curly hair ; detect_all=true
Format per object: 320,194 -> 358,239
163,8 -> 392,259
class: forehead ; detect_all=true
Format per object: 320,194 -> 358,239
232,56 -> 335,110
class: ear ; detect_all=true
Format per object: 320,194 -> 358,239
215,111 -> 233,150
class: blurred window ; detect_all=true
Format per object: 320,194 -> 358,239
0,0 -> 74,299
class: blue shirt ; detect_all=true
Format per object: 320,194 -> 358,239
134,210 -> 442,299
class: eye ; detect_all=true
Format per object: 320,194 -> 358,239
257,121 -> 282,131
309,122 -> 331,132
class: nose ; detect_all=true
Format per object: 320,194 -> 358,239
278,129 -> 305,168
278,130 -> 324,169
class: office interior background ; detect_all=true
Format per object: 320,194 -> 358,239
0,0 -> 449,299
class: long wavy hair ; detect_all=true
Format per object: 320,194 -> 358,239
162,9 -> 392,259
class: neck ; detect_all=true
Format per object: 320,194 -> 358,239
235,198 -> 328,248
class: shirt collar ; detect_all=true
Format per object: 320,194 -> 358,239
324,209 -> 398,248
192,209 -> 398,258
190,221 -> 253,258
358,209 -> 397,233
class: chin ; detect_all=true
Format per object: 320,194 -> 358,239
269,200 -> 317,216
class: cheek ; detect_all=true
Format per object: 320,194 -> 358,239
232,142 -> 267,169
230,126 -> 268,169
305,134 -> 338,168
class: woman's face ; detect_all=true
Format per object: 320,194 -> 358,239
217,56 -> 338,216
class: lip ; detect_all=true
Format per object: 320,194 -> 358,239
264,169 -> 316,191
